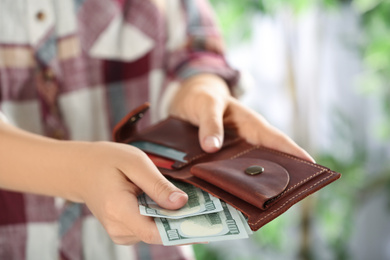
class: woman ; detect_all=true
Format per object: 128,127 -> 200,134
0,0 -> 313,259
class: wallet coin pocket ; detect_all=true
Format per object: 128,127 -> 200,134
190,158 -> 290,210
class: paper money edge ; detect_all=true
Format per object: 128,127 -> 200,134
155,202 -> 249,246
138,185 -> 224,219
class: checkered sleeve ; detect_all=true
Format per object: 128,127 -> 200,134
167,0 -> 240,91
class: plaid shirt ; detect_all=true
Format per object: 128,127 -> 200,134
0,0 -> 238,259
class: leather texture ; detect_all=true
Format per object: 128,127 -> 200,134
191,158 -> 290,210
113,103 -> 341,231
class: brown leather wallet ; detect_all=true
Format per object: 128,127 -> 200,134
113,103 -> 341,231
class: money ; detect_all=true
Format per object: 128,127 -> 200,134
237,211 -> 253,235
138,181 -> 223,219
154,201 -> 250,246
138,180 -> 253,245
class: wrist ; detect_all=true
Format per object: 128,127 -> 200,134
53,140 -> 93,202
0,123 -> 91,202
169,74 -> 231,120
180,73 -> 231,96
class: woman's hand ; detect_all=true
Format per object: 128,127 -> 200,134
0,122 -> 188,245
73,141 -> 188,245
169,74 -> 314,162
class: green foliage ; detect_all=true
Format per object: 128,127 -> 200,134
210,0 -> 342,44
357,0 -> 390,139
314,153 -> 366,259
252,209 -> 289,251
209,0 -> 257,44
193,244 -> 220,260
353,0 -> 383,12
204,1 -> 390,259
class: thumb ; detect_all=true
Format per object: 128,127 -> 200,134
144,176 -> 188,210
198,101 -> 225,153
131,159 -> 188,210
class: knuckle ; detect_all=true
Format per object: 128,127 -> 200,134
101,200 -> 119,221
194,90 -> 217,107
153,178 -> 173,198
139,231 -> 155,244
200,90 -> 215,101
112,238 -> 126,245
110,234 -> 136,245
103,217 -> 141,245
106,229 -> 123,244
104,222 -> 124,243
109,232 -> 140,245
100,203 -> 125,239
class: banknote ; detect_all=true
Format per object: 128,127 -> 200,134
138,181 -> 223,219
154,201 -> 250,246
237,211 -> 253,235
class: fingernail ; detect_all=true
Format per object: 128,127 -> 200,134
204,136 -> 221,149
169,191 -> 186,203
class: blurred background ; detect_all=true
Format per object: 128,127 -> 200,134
193,0 -> 390,259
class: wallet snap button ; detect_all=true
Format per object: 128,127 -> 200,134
245,165 -> 264,176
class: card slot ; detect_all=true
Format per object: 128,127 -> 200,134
129,141 -> 188,163
128,117 -> 240,169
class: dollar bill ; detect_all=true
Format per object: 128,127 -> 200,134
155,201 -> 250,246
138,181 -> 223,219
237,211 -> 253,235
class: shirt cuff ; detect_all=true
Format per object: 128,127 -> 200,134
173,52 -> 242,96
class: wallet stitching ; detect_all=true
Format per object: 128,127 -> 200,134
177,142 -> 333,227
230,146 -> 323,170
230,146 -> 327,196
274,169 -> 326,197
260,146 -> 324,170
249,172 -> 335,226
229,146 -> 259,160
176,153 -> 207,168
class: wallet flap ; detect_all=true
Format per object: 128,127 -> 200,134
113,103 -> 342,232
190,158 -> 290,210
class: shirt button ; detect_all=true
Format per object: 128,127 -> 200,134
36,11 -> 46,21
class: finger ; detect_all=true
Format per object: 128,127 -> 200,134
198,96 -> 225,153
247,122 -> 316,163
228,100 -> 315,163
104,191 -> 163,245
120,150 -> 188,210
124,197 -> 162,245
261,126 -> 316,163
